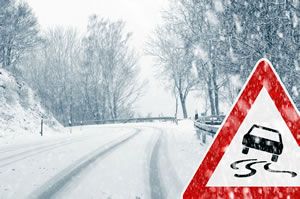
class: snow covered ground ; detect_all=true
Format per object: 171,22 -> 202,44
0,120 -> 212,199
0,68 -> 62,138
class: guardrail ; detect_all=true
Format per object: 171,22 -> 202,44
70,117 -> 177,127
194,121 -> 219,135
194,121 -> 220,143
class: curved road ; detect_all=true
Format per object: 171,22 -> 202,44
0,124 -> 182,199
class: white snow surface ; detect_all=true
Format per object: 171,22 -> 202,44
0,121 -> 208,199
0,68 -> 62,138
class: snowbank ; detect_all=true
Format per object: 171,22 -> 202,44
159,119 -> 214,197
0,68 -> 63,138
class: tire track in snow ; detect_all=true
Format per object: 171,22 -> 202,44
159,131 -> 183,198
0,136 -> 88,154
149,127 -> 182,199
149,131 -> 166,199
0,135 -> 95,168
29,130 -> 140,199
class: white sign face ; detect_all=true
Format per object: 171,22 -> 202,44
207,88 -> 300,187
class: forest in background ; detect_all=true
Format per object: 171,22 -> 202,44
0,0 -> 299,124
149,0 -> 300,118
0,0 -> 142,125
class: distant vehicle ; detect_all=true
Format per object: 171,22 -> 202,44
242,124 -> 283,162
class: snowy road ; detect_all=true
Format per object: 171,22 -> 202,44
0,121 -> 206,199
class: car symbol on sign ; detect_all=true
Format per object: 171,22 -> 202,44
242,124 -> 283,162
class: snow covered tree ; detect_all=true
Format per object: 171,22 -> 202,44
82,16 -> 141,120
181,0 -> 228,116
152,0 -> 230,116
148,16 -> 199,118
155,0 -> 300,114
21,27 -> 82,124
221,0 -> 300,109
0,0 -> 39,70
22,16 -> 141,125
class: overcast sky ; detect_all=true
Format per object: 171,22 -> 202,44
26,0 -> 203,117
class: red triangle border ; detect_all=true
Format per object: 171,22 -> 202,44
183,59 -> 300,198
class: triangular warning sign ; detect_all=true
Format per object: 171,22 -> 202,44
183,59 -> 300,198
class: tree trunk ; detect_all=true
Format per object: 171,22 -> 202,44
214,87 -> 219,115
207,76 -> 216,115
113,95 -> 118,119
173,86 -> 178,119
6,47 -> 11,67
175,95 -> 178,119
179,92 -> 188,118
212,63 -> 219,115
